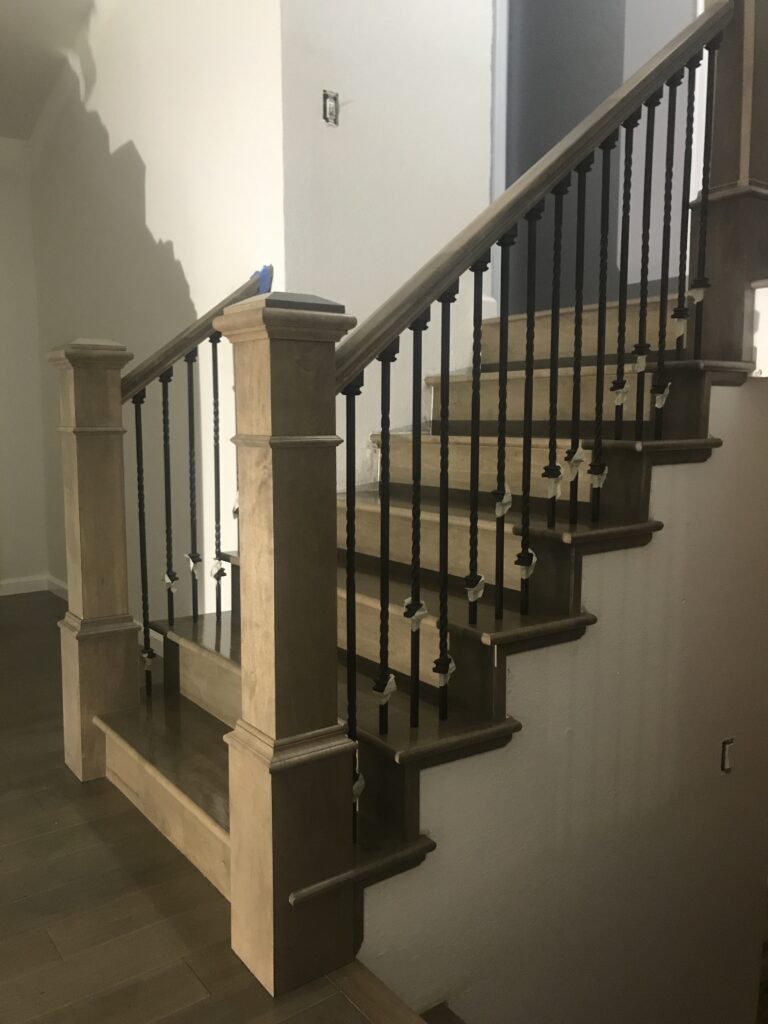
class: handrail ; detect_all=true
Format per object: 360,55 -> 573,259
334,0 -> 732,393
121,266 -> 274,402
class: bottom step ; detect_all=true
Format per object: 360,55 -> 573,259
94,692 -> 231,899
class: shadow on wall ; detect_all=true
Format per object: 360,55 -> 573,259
32,62 -> 199,623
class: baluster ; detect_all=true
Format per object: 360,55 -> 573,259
612,111 -> 642,439
343,372 -> 364,840
672,54 -> 702,357
374,340 -> 399,736
633,90 -> 663,442
159,368 -> 177,627
493,229 -> 518,622
466,252 -> 491,625
590,130 -> 619,523
517,203 -> 544,614
184,348 -> 201,620
652,72 -> 683,440
565,155 -> 594,525
132,390 -> 154,696
692,38 -> 721,360
209,332 -> 226,620
406,312 -> 430,729
433,282 -> 459,721
543,177 -> 571,529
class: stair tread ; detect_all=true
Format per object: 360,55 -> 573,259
482,294 -> 659,325
158,612 -> 241,665
97,691 -> 230,831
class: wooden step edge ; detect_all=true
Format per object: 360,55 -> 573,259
93,714 -> 231,899
359,716 -> 522,770
449,610 -> 598,650
220,550 -> 240,566
288,834 -> 436,908
328,960 -> 426,1024
521,518 -> 664,550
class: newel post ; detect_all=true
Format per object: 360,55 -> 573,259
696,0 -> 768,361
49,341 -> 140,781
213,293 -> 358,995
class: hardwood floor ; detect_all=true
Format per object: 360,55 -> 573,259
0,592 -> 417,1023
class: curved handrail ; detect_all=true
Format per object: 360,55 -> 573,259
121,265 -> 274,402
334,0 -> 731,393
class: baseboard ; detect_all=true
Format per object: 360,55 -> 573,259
0,574 -> 68,600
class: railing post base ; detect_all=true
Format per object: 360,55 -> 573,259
214,293 -> 357,996
49,341 -> 139,782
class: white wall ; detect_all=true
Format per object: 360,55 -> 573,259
280,0 -> 495,482
361,378 -> 768,1023
0,138 -> 48,594
29,0 -> 286,617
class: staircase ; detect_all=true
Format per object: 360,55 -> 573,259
48,0 -> 768,1016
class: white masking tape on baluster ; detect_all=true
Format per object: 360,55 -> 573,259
565,444 -> 585,482
437,656 -> 456,688
210,559 -> 224,580
403,598 -> 428,632
688,286 -> 706,305
614,381 -> 630,406
590,466 -> 608,489
374,674 -> 397,706
636,354 -> 647,373
352,772 -> 366,802
163,573 -> 177,593
654,382 -> 671,410
141,651 -> 154,669
466,576 -> 485,603
676,322 -> 687,344
519,551 -> 537,581
187,554 -> 199,577
546,473 -> 562,501
495,486 -> 512,518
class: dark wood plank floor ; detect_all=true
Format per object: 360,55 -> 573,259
0,592 -> 393,1024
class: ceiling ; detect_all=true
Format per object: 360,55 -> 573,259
0,0 -> 93,140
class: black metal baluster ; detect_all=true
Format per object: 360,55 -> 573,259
672,54 -> 702,357
493,229 -> 517,621
209,332 -> 226,620
406,312 -> 430,729
517,203 -> 544,614
692,38 -> 720,359
374,340 -> 399,736
633,90 -> 663,441
612,111 -> 641,438
160,368 -> 177,627
433,282 -> 459,721
466,252 -> 491,624
652,72 -> 683,440
132,390 -> 154,696
590,131 -> 619,523
343,372 -> 364,841
566,156 -> 594,525
544,177 -> 571,528
184,348 -> 201,620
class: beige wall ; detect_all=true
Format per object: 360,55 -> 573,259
362,378 -> 768,1024
0,138 -> 48,593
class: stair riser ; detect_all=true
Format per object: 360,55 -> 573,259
428,369 -> 653,428
165,636 -> 241,728
386,439 -> 591,503
481,300 -> 673,364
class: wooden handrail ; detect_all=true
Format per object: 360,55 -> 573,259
121,266 -> 274,402
334,0 -> 732,393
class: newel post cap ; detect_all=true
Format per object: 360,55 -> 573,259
49,339 -> 134,370
213,291 -> 357,344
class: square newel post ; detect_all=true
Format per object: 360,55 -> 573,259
696,0 -> 768,361
49,341 -> 140,782
213,293 -> 358,996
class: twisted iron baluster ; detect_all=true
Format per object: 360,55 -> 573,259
672,54 -> 702,357
132,390 -> 154,696
160,368 -> 177,627
209,332 -> 226,620
406,312 -> 430,729
544,177 -> 571,529
434,282 -> 459,721
692,37 -> 721,359
493,229 -> 517,621
612,111 -> 641,439
590,130 -> 619,524
566,155 -> 594,525
466,252 -> 490,625
374,339 -> 399,736
517,202 -> 544,615
652,72 -> 683,440
342,372 -> 364,842
633,90 -> 663,442
184,348 -> 201,620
